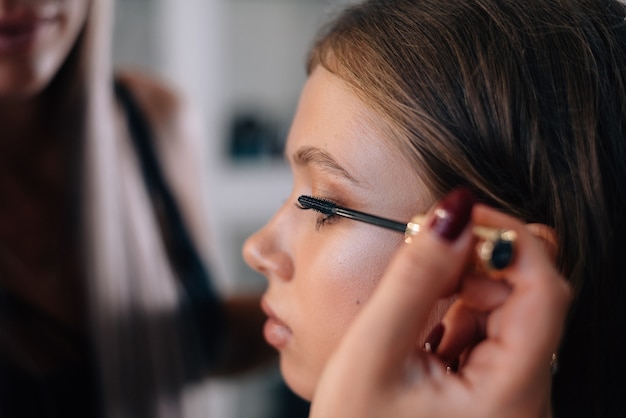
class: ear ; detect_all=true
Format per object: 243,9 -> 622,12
524,223 -> 558,263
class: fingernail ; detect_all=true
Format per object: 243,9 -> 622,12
429,188 -> 475,241
423,322 -> 445,353
445,358 -> 460,374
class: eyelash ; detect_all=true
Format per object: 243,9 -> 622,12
295,198 -> 340,230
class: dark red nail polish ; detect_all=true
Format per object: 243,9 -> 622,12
423,322 -> 445,353
429,188 -> 475,241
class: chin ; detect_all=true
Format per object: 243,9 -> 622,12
279,356 -> 316,402
0,75 -> 50,99
0,60 -> 60,99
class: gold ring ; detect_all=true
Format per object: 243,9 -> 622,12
477,229 -> 517,270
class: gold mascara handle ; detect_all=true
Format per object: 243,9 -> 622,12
405,215 -> 516,270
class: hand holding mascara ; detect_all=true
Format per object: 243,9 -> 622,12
309,195 -> 571,418
297,194 -> 515,270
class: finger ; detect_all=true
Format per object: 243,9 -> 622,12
458,272 -> 512,312
464,205 -> 572,384
311,197 -> 477,416
436,273 -> 510,367
436,299 -> 487,366
436,270 -> 512,369
333,189 -> 478,382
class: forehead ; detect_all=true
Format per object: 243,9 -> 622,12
285,66 -> 427,208
286,67 -> 399,180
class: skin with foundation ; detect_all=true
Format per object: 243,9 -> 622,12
243,66 -> 451,400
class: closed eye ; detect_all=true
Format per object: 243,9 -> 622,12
295,198 -> 340,230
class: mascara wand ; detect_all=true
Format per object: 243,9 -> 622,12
298,195 -> 406,232
297,195 -> 515,270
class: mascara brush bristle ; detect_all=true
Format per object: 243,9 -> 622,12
297,195 -> 336,215
298,194 -> 407,234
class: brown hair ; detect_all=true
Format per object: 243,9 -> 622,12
309,0 -> 626,416
40,1 -> 199,415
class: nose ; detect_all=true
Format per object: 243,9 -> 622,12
243,216 -> 294,282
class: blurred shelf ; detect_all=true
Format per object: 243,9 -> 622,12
209,161 -> 291,222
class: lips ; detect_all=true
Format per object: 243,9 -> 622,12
0,10 -> 57,54
261,298 -> 292,349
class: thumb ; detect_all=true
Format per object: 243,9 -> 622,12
321,189 -> 477,387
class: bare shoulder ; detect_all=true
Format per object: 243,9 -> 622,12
115,70 -> 204,150
116,70 -> 186,127
115,71 -> 212,254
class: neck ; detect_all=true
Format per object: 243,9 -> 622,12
0,95 -> 43,149
0,92 -> 66,158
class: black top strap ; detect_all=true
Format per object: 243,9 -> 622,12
113,80 -> 224,377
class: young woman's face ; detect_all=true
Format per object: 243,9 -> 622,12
244,67 -> 446,400
0,0 -> 89,98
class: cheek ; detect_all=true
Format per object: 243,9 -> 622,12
292,229 -> 401,389
37,7 -> 86,80
296,228 -> 402,363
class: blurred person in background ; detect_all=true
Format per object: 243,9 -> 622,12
0,0 -> 273,416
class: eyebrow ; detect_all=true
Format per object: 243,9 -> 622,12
291,146 -> 362,184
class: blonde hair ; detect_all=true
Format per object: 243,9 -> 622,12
59,1 -> 195,415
